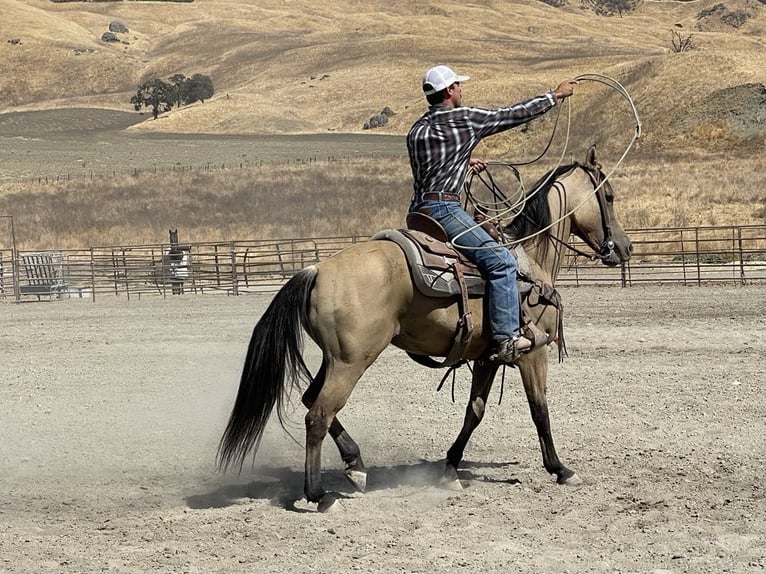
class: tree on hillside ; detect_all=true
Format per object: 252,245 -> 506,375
181,74 -> 214,104
581,0 -> 641,16
130,74 -> 215,119
130,78 -> 174,120
167,73 -> 188,108
671,30 -> 695,53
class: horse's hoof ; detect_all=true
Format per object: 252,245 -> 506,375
317,493 -> 341,513
290,498 -> 315,512
441,478 -> 463,491
440,465 -> 463,491
345,468 -> 367,493
558,471 -> 582,486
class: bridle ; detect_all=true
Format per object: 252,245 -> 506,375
584,165 -> 617,261
545,164 -> 616,262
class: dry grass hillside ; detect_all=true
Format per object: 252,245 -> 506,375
2,0 -> 764,147
0,0 -> 764,248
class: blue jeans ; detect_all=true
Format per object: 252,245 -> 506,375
410,200 -> 520,340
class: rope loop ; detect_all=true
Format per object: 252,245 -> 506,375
453,73 -> 642,253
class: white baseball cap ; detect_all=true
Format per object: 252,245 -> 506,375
422,65 -> 470,95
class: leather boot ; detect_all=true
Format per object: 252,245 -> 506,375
489,336 -> 532,364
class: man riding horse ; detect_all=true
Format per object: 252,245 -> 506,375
407,65 -> 577,364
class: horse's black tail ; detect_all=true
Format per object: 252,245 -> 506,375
216,266 -> 318,472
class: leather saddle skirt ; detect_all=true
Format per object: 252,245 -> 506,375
369,212 -> 490,298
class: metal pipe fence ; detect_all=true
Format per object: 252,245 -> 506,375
560,224 -> 766,287
1,225 -> 765,302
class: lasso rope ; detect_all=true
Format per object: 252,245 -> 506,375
451,73 -> 642,252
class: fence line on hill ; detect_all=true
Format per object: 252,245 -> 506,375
18,155 -> 387,186
1,224 -> 765,302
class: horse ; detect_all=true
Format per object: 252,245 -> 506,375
162,229 -> 189,295
217,147 -> 633,512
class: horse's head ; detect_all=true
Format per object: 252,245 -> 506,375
568,147 -> 632,267
169,228 -> 179,246
502,147 -> 632,274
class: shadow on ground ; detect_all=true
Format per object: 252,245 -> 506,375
185,458 -> 522,511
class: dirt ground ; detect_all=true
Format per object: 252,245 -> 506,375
1,284 -> 764,574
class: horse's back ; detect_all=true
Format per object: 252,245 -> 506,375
307,240 -> 415,356
314,239 -> 413,303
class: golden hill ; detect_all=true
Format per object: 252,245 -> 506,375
1,0 -> 765,249
1,0 -> 764,152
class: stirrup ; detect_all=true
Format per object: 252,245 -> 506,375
521,321 -> 548,352
488,323 -> 548,365
488,337 -> 525,364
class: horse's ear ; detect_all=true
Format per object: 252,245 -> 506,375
586,145 -> 601,170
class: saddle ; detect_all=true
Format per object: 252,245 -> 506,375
370,212 -> 565,367
370,219 -> 485,299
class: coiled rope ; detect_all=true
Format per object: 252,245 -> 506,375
451,72 -> 642,252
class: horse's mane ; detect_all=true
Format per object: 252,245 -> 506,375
503,163 -> 580,241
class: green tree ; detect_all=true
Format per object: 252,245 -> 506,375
167,73 -> 188,108
181,74 -> 214,104
581,0 -> 641,16
130,78 -> 173,120
130,73 -> 214,119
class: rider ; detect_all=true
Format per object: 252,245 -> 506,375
407,65 -> 577,363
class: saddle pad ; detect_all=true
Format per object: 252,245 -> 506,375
371,229 -> 486,298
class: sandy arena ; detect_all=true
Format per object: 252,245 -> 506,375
1,285 -> 764,573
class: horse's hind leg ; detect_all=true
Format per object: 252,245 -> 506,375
304,359 -> 374,512
443,360 -> 499,489
517,355 -> 580,485
301,363 -> 367,493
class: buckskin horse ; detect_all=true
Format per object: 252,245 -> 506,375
217,147 -> 633,512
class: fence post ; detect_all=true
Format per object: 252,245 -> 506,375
213,244 -> 221,288
737,227 -> 746,284
620,261 -> 628,288
122,249 -> 131,300
276,242 -> 285,275
12,250 -> 20,304
242,248 -> 250,288
90,247 -> 96,302
677,228 -> 687,285
230,242 -> 238,296
694,228 -> 701,286
110,249 -> 120,298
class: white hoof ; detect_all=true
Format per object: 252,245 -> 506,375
345,469 -> 367,493
440,477 -> 464,491
440,465 -> 463,491
560,472 -> 582,486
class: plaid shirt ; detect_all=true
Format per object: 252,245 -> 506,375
407,93 -> 557,201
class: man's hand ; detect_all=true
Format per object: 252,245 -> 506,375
469,158 -> 488,174
553,79 -> 577,101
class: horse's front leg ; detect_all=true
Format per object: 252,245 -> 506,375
443,359 -> 499,489
302,365 -> 367,493
517,352 -> 580,485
